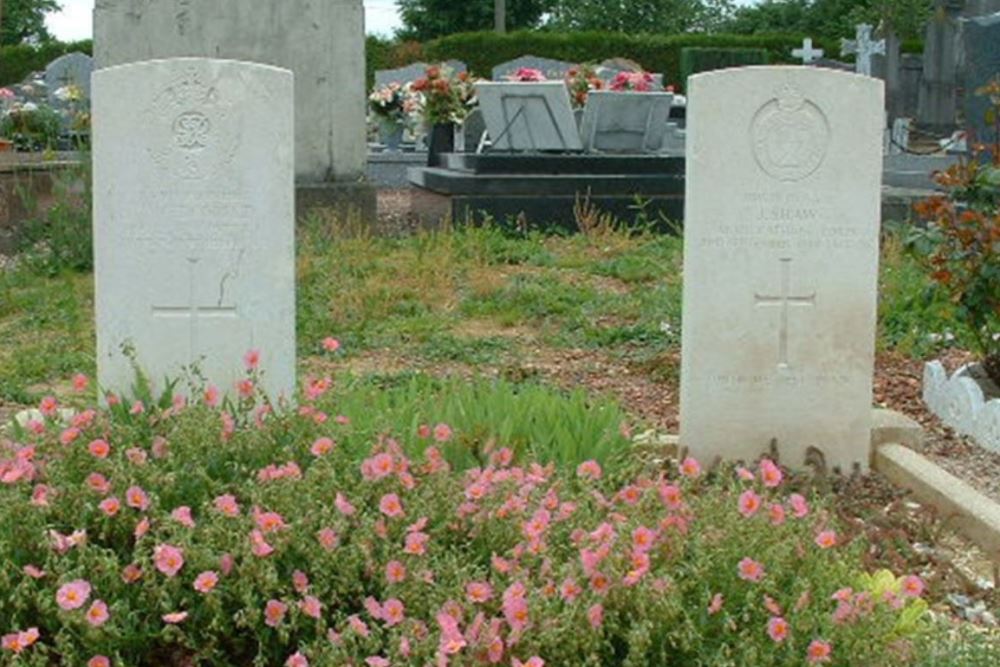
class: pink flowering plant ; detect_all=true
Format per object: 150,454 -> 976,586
0,357 -> 933,665
608,71 -> 659,93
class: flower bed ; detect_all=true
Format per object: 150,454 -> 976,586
1,362 -> 932,666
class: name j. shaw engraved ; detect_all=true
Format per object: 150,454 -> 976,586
751,84 -> 830,182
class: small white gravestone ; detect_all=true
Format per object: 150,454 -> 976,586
841,24 -> 886,77
680,67 -> 884,471
579,91 -> 673,153
475,82 -> 583,151
792,38 -> 825,64
93,58 -> 296,401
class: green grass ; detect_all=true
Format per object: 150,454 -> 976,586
0,217 -> 960,406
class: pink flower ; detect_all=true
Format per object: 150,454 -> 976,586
631,525 -> 658,553
99,497 -> 121,517
121,564 -> 142,584
576,460 -> 602,480
88,657 -> 110,667
162,611 -> 188,624
466,581 -> 493,603
503,595 -> 529,631
659,483 -> 683,508
39,395 -> 58,417
60,427 -> 81,445
129,400 -> 144,415
348,614 -> 370,637
214,494 -> 241,517
807,639 -> 832,663
379,493 -> 404,518
759,458 -> 783,487
244,348 -> 261,370
134,517 -> 150,538
814,530 -> 837,549
311,437 -> 334,457
237,379 -> 255,398
23,565 -> 45,579
56,580 -> 91,610
125,486 -> 150,511
88,439 -> 110,459
153,544 -> 184,577
768,503 -> 786,526
220,553 -> 235,576
513,658 -> 545,667
72,373 -> 89,392
87,473 -> 111,495
204,385 -> 220,407
900,575 -> 925,598
250,529 -> 275,557
300,595 -> 323,619
265,599 -> 288,627
738,489 -> 762,518
293,570 -> 310,593
382,598 -> 405,626
737,466 -> 755,481
193,571 -> 219,593
317,527 -> 339,551
86,600 -> 109,627
708,593 -> 724,615
679,456 -> 702,478
286,652 -> 310,667
171,506 -> 196,528
322,337 -> 341,352
789,493 -> 809,518
404,531 -> 429,555
738,557 -> 765,582
386,560 -> 407,584
254,509 -> 287,533
767,616 -> 789,642
587,603 -> 604,628
433,423 -> 453,442
335,492 -> 356,516
2,627 -> 39,654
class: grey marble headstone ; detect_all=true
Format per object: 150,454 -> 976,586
375,60 -> 466,87
918,0 -> 963,132
900,54 -> 923,119
95,0 -> 366,183
579,91 -> 673,153
475,82 -> 583,151
492,56 -> 575,81
44,52 -> 94,101
962,12 -> 1000,146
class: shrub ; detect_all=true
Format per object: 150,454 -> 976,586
0,41 -> 93,87
0,362 -> 935,665
679,47 -> 770,85
424,31 -> 837,91
0,104 -> 62,152
911,81 -> 1000,384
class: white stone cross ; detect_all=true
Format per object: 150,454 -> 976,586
841,24 -> 885,77
754,258 -> 816,369
792,38 -> 824,64
151,257 -> 238,365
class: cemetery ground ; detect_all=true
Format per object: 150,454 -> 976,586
2,197 -> 1000,662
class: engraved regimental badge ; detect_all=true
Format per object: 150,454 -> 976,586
145,66 -> 240,180
751,84 -> 830,182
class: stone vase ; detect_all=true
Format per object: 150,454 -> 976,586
378,117 -> 404,152
427,122 -> 455,167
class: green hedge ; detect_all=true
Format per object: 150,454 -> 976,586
680,47 -> 769,83
424,31 -> 845,90
0,40 -> 93,87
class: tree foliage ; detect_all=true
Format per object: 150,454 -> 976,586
397,0 -> 552,41
0,0 -> 59,46
724,0 -> 931,40
546,0 -> 736,34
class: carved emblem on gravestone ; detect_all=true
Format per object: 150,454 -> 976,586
751,84 -> 830,182
144,67 -> 240,180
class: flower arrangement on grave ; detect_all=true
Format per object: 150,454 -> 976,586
369,82 -> 408,122
912,79 -> 1000,384
0,346 -> 936,666
506,67 -> 547,82
0,100 -> 62,152
609,70 -> 659,93
564,65 -> 604,108
411,64 -> 477,126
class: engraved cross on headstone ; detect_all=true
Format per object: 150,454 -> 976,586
151,257 -> 238,364
754,258 -> 816,369
841,24 -> 885,77
792,38 -> 825,64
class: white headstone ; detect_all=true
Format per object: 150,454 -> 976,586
93,0 -> 365,183
93,58 -> 296,401
475,82 -> 583,151
680,67 -> 884,471
792,38 -> 825,64
841,24 -> 886,77
579,91 -> 673,153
